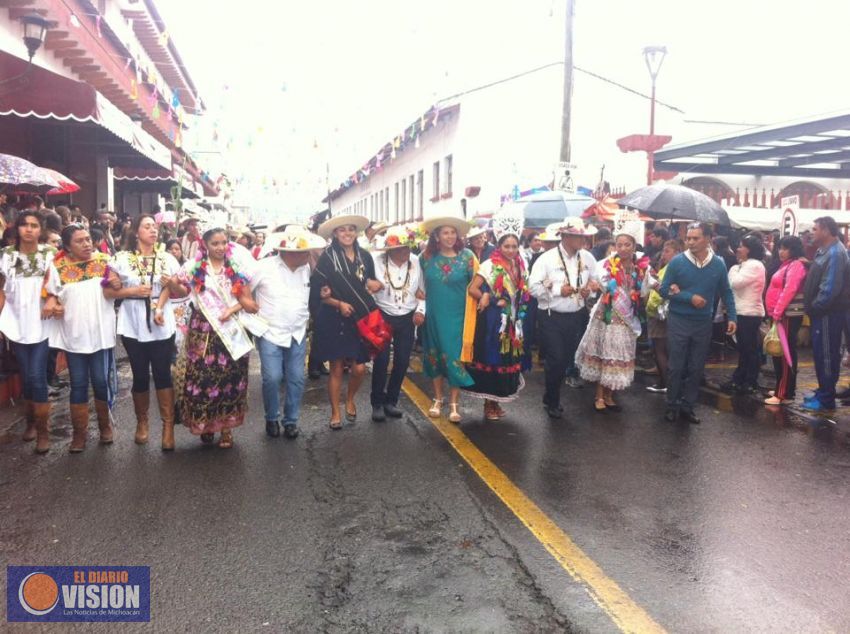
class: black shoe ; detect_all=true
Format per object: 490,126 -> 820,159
383,403 -> 403,418
663,408 -> 678,422
836,387 -> 850,399
283,423 -> 299,439
308,369 -> 321,380
265,420 -> 280,438
719,381 -> 739,394
679,409 -> 701,425
320,365 -> 330,376
371,405 -> 386,422
546,406 -> 562,419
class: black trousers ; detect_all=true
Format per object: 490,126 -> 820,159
772,316 -> 802,399
731,315 -> 763,388
538,308 -> 589,408
371,311 -> 415,407
122,335 -> 175,393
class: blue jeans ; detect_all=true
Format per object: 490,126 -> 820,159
13,339 -> 49,402
812,311 -> 844,408
257,335 -> 307,425
66,349 -> 111,405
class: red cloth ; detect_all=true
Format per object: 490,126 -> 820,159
356,309 -> 393,359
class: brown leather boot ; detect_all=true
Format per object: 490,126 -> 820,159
69,403 -> 90,453
22,400 -> 36,442
132,391 -> 150,444
156,388 -> 175,451
32,402 -> 50,454
95,400 -> 113,445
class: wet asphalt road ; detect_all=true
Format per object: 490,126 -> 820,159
1,355 -> 850,632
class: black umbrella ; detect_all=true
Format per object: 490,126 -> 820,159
618,184 -> 730,226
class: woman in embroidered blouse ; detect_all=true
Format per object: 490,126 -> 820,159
464,232 -> 531,421
311,215 -> 383,429
0,212 -> 57,453
420,220 -> 476,424
104,215 -> 185,450
48,225 -> 116,453
575,232 -> 646,412
174,228 -> 258,448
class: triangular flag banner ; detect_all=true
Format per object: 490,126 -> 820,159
96,16 -> 103,38
152,103 -> 160,119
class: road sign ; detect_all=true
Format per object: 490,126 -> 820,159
780,195 -> 800,210
554,162 -> 576,193
782,207 -> 797,237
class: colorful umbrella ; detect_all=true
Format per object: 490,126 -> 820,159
42,168 -> 79,196
0,153 -> 60,191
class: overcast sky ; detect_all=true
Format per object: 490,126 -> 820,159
157,0 -> 850,220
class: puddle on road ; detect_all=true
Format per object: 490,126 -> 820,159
699,387 -> 850,449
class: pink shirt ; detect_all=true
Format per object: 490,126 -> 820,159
765,259 -> 806,320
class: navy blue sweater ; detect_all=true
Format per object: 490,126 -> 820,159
659,252 -> 737,322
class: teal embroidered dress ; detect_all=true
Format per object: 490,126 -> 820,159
420,249 -> 475,387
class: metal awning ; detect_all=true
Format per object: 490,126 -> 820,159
654,111 -> 850,179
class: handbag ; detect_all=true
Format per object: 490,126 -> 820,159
762,321 -> 783,357
356,309 -> 393,359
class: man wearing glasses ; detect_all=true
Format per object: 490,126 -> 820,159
660,222 -> 737,424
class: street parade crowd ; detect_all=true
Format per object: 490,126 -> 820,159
1,190 -> 850,455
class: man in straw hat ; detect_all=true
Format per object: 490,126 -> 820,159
528,217 -> 600,419
369,224 -> 426,421
251,227 -> 327,439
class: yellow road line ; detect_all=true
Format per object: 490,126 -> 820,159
402,378 -> 665,634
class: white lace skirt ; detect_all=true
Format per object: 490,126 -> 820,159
575,311 -> 637,391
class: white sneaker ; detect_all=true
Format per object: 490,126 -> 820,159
646,384 -> 667,393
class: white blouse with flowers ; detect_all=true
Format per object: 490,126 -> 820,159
111,249 -> 181,342
47,252 -> 116,354
0,244 -> 56,344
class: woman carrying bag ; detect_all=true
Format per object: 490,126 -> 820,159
312,214 -> 387,429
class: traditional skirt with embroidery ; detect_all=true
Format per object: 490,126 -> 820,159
179,309 -> 248,434
463,302 -> 525,402
575,308 -> 637,391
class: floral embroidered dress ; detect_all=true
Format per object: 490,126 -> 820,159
420,249 -> 476,388
177,254 -> 252,435
575,254 -> 649,390
464,253 -> 531,402
0,245 -> 56,344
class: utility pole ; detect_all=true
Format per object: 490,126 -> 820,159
559,0 -> 575,164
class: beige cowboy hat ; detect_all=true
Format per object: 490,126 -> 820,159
260,227 -> 327,258
421,211 -> 471,238
466,218 -> 490,240
367,221 -> 389,235
317,212 -> 370,239
558,216 -> 597,237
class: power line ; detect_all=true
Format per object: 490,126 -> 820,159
436,61 -> 685,114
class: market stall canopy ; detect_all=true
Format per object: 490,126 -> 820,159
726,206 -> 850,232
496,191 -> 595,229
0,51 -> 170,170
582,196 -> 651,223
654,110 -> 850,179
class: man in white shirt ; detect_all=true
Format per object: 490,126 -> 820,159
370,225 -> 425,421
251,228 -> 326,439
528,217 -> 599,418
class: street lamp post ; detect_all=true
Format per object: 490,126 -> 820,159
642,45 -> 667,185
21,12 -> 50,62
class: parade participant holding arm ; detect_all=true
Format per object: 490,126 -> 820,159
463,208 -> 530,420
0,212 -> 57,453
251,227 -> 326,439
175,228 -> 258,448
576,228 -> 649,412
660,222 -> 737,424
48,224 -> 116,453
528,217 -> 598,419
104,214 -> 185,451
420,214 -> 477,424
370,224 -> 426,422
311,213 -> 383,429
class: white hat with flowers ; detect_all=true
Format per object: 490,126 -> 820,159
259,226 -> 326,257
373,223 -> 427,250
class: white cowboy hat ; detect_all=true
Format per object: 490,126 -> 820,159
373,223 -> 425,250
559,217 -> 597,237
537,223 -> 563,242
260,227 -> 326,257
317,213 -> 370,239
422,211 -> 471,237
466,219 -> 490,240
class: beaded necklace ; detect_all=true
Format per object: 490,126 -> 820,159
556,244 -> 583,290
383,252 -> 412,305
